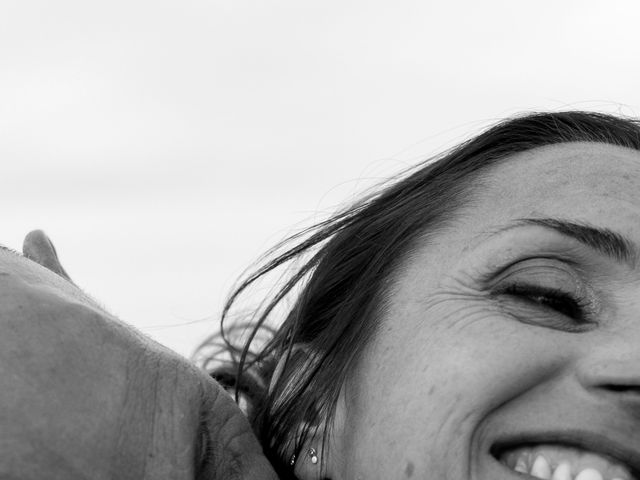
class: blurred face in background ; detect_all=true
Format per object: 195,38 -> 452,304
0,235 -> 276,480
315,142 -> 640,480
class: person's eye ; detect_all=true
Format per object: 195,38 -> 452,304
498,282 -> 596,331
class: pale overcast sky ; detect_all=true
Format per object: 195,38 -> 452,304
2,0 -> 639,358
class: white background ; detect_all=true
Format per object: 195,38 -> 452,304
2,0 -> 639,358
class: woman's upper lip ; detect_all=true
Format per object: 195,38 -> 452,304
491,429 -> 640,478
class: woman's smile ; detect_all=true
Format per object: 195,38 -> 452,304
329,142 -> 640,479
498,442 -> 633,480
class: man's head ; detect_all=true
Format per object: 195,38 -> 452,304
0,231 -> 276,479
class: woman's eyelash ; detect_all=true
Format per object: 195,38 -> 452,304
500,283 -> 593,324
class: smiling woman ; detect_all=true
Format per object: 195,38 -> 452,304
195,110 -> 640,480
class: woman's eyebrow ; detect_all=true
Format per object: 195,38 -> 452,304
479,217 -> 639,270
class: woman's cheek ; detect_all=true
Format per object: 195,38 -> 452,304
344,291 -> 571,478
427,308 -> 571,414
393,292 -> 564,415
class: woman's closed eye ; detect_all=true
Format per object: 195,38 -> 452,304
497,282 -> 597,332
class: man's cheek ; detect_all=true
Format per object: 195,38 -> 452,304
0,348 -> 132,477
116,358 -> 203,477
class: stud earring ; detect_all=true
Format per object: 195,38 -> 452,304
289,447 -> 319,467
308,447 -> 318,464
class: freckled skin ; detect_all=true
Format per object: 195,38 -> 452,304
404,461 -> 414,477
305,143 -> 640,480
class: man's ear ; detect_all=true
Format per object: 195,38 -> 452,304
22,230 -> 73,283
270,344 -> 346,480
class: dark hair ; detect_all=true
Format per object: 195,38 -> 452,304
193,110 -> 640,478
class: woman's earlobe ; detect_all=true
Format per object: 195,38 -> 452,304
291,446 -> 327,479
288,441 -> 323,479
290,437 -> 338,480
268,344 -> 346,479
288,390 -> 347,480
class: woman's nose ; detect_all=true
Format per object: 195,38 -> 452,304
576,353 -> 640,403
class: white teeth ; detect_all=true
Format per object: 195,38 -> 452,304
502,447 -> 630,480
514,457 -> 528,474
574,468 -> 604,480
551,462 -> 572,480
531,455 -> 552,480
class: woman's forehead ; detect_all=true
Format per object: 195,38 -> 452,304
394,142 -> 640,286
482,142 -> 640,197
464,142 -> 640,231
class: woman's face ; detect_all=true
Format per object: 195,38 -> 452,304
324,142 -> 640,480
